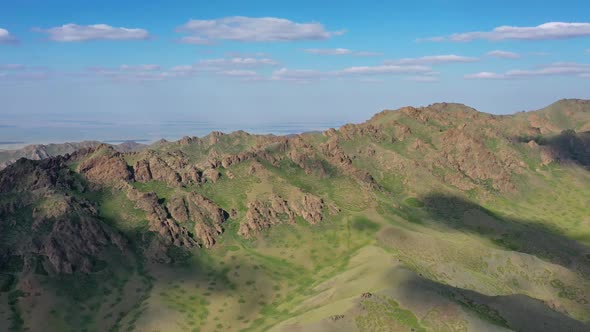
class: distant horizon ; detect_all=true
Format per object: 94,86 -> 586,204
0,120 -> 346,150
1,97 -> 586,150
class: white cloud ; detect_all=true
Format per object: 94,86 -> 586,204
219,70 -> 262,80
405,76 -> 439,82
305,48 -> 352,55
423,22 -> 590,42
84,58 -> 277,82
170,65 -> 197,72
465,62 -> 590,80
386,55 -> 478,65
304,48 -> 382,56
177,16 -> 343,43
506,62 -> 590,77
0,28 -> 17,44
119,64 -> 160,71
84,65 -> 191,82
169,57 -> 278,76
0,64 -> 26,70
35,24 -> 150,42
339,64 -> 431,75
358,78 -> 384,83
416,36 -> 446,42
199,57 -> 278,68
219,70 -> 258,76
168,57 -> 278,79
0,63 -> 52,81
0,71 -> 51,81
487,50 -> 520,59
270,63 -> 433,82
271,68 -> 326,82
464,72 -> 506,80
225,51 -> 269,58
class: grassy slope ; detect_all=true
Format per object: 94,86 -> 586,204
2,101 -> 590,331
111,158 -> 590,332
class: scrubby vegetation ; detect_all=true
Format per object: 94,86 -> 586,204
1,99 -> 590,331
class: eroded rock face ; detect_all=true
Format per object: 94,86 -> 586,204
239,193 -> 338,238
42,211 -> 126,274
167,195 -> 189,222
132,151 -> 204,187
339,122 -> 396,144
78,147 -> 132,186
239,199 -> 283,237
319,136 -> 378,189
434,128 -> 523,192
124,184 -> 197,249
133,156 -> 181,186
184,165 -> 202,184
185,192 -> 226,247
320,137 -> 352,167
0,158 -> 128,274
0,141 -> 106,171
166,192 -> 227,248
0,157 -> 80,193
133,159 -> 152,182
2,100 -> 586,280
203,168 -> 221,183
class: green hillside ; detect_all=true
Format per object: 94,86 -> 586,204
1,100 -> 589,332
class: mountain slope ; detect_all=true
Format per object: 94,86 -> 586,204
1,100 -> 589,332
0,141 -> 147,171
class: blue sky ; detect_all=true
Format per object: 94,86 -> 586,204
1,0 -> 590,143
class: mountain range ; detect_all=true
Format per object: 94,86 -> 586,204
1,99 -> 589,332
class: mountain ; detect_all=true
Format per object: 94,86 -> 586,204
1,100 -> 589,332
0,141 -> 147,171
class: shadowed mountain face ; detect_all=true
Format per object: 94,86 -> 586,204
1,99 -> 590,332
420,194 -> 590,275
518,130 -> 590,169
0,141 -> 147,171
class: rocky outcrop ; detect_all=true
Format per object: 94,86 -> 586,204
320,137 -> 352,167
203,168 -> 221,183
132,150 -> 208,187
239,198 -> 288,237
178,136 -> 197,146
339,123 -> 395,143
0,157 -> 128,274
41,210 -> 126,274
239,193 -> 338,237
434,128 -> 524,192
283,136 -> 329,176
166,192 -> 227,247
125,184 -> 197,248
0,157 -> 81,193
9,192 -> 127,274
78,146 -> 132,186
0,141 -> 105,171
133,159 -> 153,182
294,194 -> 333,224
183,165 -> 203,184
133,156 -> 181,186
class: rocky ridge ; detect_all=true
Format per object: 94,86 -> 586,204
1,100 -> 589,275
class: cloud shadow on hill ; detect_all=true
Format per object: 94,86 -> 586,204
399,272 -> 590,331
517,129 -> 590,169
418,194 -> 590,277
